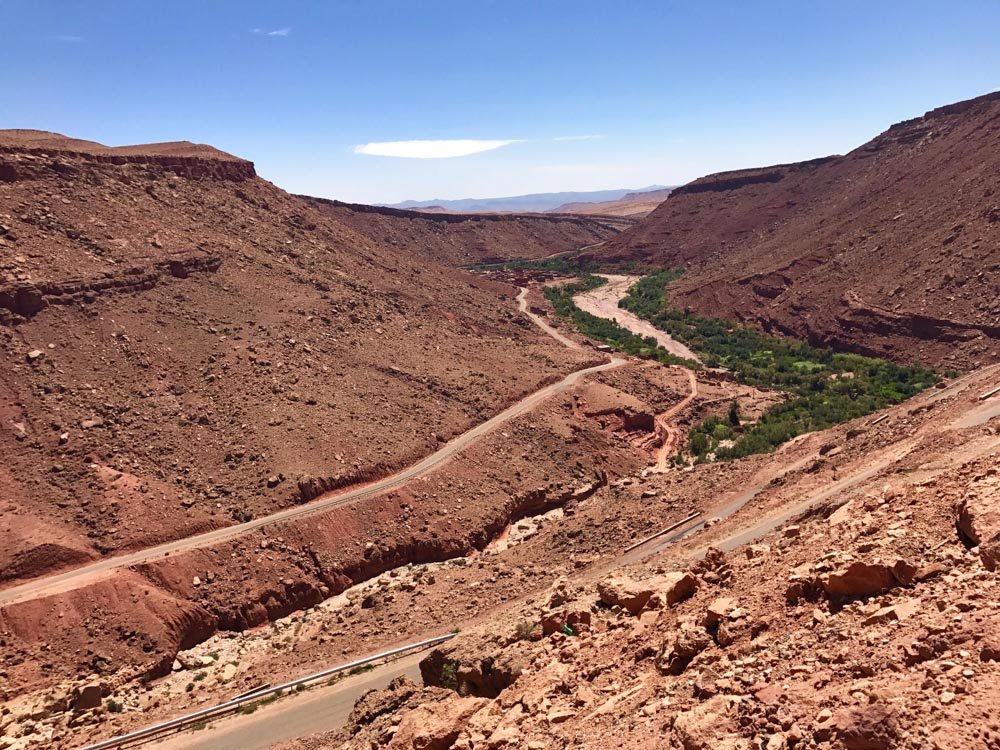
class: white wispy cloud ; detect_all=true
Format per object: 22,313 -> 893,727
552,134 -> 605,141
50,34 -> 84,43
252,27 -> 291,37
353,139 -> 523,159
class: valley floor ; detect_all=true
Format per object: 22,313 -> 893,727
4,279 -> 998,750
572,274 -> 700,362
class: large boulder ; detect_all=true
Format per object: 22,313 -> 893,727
420,638 -> 530,698
820,560 -> 915,598
598,572 -> 697,615
342,676 -> 453,747
71,680 -> 104,711
958,491 -> 1000,570
387,695 -> 488,750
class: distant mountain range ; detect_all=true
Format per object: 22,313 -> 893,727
385,185 -> 668,214
551,187 -> 675,218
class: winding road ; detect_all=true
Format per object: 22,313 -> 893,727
515,287 -> 582,349
0,296 -> 624,607
654,367 -> 699,468
567,274 -> 700,467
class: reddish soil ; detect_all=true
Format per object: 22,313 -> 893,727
303,197 -> 623,267
584,92 -> 1000,368
2,359 -> 769,747
0,130 -> 621,595
285,367 -> 1000,750
3,93 -> 999,750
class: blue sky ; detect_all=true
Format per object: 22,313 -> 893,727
3,1 -> 1000,203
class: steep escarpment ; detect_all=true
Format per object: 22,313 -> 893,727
301,197 -> 626,267
586,92 -> 1000,368
550,187 -> 675,218
0,130 -> 596,586
0,129 -> 256,182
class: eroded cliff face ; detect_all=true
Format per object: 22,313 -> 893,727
585,92 -> 1000,368
0,130 -> 257,182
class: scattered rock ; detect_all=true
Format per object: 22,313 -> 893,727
957,491 -> 1000,570
71,681 -> 104,712
540,609 -> 590,637
657,626 -> 711,675
704,597 -> 739,629
672,695 -> 741,750
831,703 -> 898,750
546,708 -> 576,724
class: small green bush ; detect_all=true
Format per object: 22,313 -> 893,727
440,660 -> 459,690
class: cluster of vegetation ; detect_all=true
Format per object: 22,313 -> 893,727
440,660 -> 459,690
514,620 -> 536,641
543,275 -> 700,369
686,404 -> 741,457
471,253 -> 600,274
471,251 -> 658,275
237,691 -> 282,716
620,271 -> 937,460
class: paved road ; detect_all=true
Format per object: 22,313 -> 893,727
151,655 -> 424,750
0,310 -> 624,606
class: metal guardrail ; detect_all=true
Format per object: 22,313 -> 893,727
78,632 -> 457,750
623,511 -> 701,553
980,384 -> 1000,401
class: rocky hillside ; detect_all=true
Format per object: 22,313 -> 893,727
286,366 -> 1000,750
584,92 -> 1000,368
301,198 -> 625,267
0,130 -> 599,586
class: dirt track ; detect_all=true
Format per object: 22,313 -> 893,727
0,355 -> 625,606
654,367 -> 699,468
0,294 -> 623,608
516,287 -> 582,349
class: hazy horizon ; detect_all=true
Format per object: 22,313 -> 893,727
5,1 -> 1000,203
